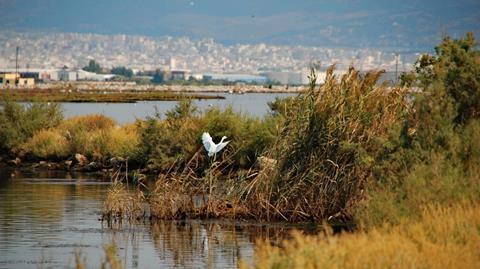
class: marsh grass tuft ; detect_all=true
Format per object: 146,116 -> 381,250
102,169 -> 146,224
148,149 -> 251,220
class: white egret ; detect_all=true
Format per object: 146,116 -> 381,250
202,132 -> 229,157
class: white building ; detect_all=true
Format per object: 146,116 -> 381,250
77,70 -> 116,81
58,68 -> 78,81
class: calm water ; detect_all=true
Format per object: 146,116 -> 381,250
61,92 -> 296,123
0,168 -> 316,269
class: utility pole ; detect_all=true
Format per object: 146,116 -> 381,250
15,46 -> 19,86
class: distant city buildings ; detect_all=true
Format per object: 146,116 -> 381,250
0,32 -> 418,85
0,67 -> 117,84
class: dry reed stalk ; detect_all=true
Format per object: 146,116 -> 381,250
102,168 -> 146,224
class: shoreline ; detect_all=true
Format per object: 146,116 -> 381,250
2,82 -> 304,93
0,88 -> 226,103
0,83 -> 303,102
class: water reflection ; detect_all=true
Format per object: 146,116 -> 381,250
0,168 -> 316,268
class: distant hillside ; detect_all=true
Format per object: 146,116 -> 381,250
0,0 -> 478,49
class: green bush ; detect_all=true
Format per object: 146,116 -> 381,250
137,100 -> 280,171
137,100 -> 201,170
356,33 -> 480,229
356,149 -> 480,228
200,107 -> 278,168
0,98 -> 63,153
402,32 -> 479,124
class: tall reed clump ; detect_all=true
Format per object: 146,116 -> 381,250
244,66 -> 408,222
241,202 -> 480,269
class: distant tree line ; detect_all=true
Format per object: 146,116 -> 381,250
82,60 -> 134,78
81,60 -> 272,86
110,66 -> 134,78
82,60 -> 105,73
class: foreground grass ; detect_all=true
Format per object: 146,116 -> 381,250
242,202 -> 480,269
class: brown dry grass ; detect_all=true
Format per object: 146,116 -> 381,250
59,114 -> 116,132
102,170 -> 145,224
148,150 -> 251,220
242,202 -> 480,269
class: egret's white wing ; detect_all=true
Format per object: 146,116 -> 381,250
202,132 -> 214,152
215,141 -> 229,154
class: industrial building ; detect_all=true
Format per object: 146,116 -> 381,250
0,72 -> 35,87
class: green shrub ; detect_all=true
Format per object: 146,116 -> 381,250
0,98 -> 63,153
137,103 -> 201,170
356,34 -> 480,229
356,150 -> 480,228
200,107 -> 278,168
138,100 -> 279,171
402,32 -> 480,124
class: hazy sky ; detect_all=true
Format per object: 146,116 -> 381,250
1,0 -> 479,48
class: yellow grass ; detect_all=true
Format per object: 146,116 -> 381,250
22,129 -> 70,158
242,202 -> 480,269
58,114 -> 116,132
108,123 -> 141,157
23,114 -> 141,160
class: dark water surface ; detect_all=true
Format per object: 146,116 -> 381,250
0,168 -> 316,269
61,92 -> 296,123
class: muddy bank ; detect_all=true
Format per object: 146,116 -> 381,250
0,154 -> 153,177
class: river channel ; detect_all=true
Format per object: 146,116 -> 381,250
60,92 -> 296,123
0,168 -> 317,269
